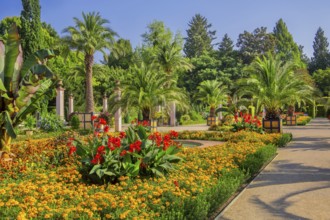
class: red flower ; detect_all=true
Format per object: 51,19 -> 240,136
104,125 -> 110,133
234,115 -> 238,123
142,120 -> 149,126
108,137 -> 121,149
173,180 -> 179,187
91,153 -> 103,164
129,140 -> 142,152
169,130 -> 178,138
119,132 -> 126,139
97,145 -> 106,154
120,150 -> 127,157
148,132 -> 162,146
91,115 -> 98,121
99,118 -> 107,125
68,146 -> 76,156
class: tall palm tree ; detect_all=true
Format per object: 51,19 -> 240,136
62,12 -> 117,112
238,54 -> 314,119
196,80 -> 229,117
111,63 -> 188,120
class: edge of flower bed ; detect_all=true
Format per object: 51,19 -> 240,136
210,152 -> 279,220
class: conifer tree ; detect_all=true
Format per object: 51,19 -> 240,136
309,27 -> 330,73
184,14 -> 216,58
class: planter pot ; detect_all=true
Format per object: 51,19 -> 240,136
207,116 -> 219,126
26,130 -> 33,136
286,115 -> 297,126
262,118 -> 282,133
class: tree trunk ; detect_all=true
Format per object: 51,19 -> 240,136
142,108 -> 150,121
287,105 -> 295,116
210,106 -> 215,117
85,53 -> 94,113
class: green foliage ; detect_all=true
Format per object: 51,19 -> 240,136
273,18 -> 301,62
184,14 -> 216,58
309,27 -> 330,73
24,114 -> 36,130
70,115 -> 80,130
313,68 -> 330,95
180,114 -> 191,123
0,25 -> 57,151
238,144 -> 277,177
0,16 -> 21,39
275,133 -> 292,147
39,113 -> 64,132
236,27 -> 275,64
20,0 -> 43,58
70,123 -> 182,184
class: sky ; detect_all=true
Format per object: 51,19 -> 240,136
1,0 -> 330,62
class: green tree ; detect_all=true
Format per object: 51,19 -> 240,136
273,18 -> 300,61
238,54 -> 314,119
0,16 -> 21,39
196,80 -> 229,117
313,68 -> 330,95
0,25 -> 57,153
309,27 -> 330,73
112,63 -> 188,120
142,21 -> 172,47
62,12 -> 117,113
218,34 -> 244,83
104,39 -> 133,70
20,0 -> 43,58
184,14 -> 216,58
236,27 -> 275,64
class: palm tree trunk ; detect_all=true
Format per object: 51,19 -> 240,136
85,53 -> 94,113
210,106 -> 215,117
142,108 -> 150,121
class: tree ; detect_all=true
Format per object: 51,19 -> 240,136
218,34 -> 244,84
238,54 -> 314,119
236,27 -> 275,64
62,12 -> 117,113
184,14 -> 216,58
0,25 -> 57,154
142,21 -> 172,47
309,27 -> 330,73
111,63 -> 188,120
103,39 -> 133,70
273,18 -> 300,61
313,68 -> 330,95
0,16 -> 21,39
20,0 -> 43,58
196,80 -> 229,117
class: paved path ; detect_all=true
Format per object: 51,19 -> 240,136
217,118 -> 330,220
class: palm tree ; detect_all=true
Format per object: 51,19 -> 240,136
196,80 -> 229,117
62,12 -> 117,112
111,63 -> 188,120
238,54 -> 314,119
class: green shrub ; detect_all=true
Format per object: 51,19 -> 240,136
180,114 -> 191,123
70,115 -> 80,130
238,144 -> 277,176
24,114 -> 36,130
39,113 -> 64,132
276,133 -> 292,147
208,125 -> 233,132
189,110 -> 203,121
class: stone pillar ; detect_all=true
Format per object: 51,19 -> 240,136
263,108 -> 266,119
56,80 -> 65,120
218,104 -> 223,121
68,93 -> 74,116
114,82 -> 122,132
170,102 -> 176,126
103,93 -> 108,113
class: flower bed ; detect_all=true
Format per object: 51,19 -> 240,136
296,115 -> 312,125
0,131 -> 287,219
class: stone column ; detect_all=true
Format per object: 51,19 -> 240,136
170,102 -> 176,126
68,93 -> 74,116
56,80 -> 65,120
218,104 -> 223,121
114,82 -> 122,132
102,93 -> 108,113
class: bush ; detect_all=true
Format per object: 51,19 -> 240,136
276,133 -> 292,147
70,115 -> 80,130
24,114 -> 36,130
39,113 -> 64,132
208,125 -> 233,132
238,144 -> 277,176
180,114 -> 191,123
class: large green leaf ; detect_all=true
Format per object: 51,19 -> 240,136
3,24 -> 20,92
0,40 -> 5,82
13,79 -> 57,126
3,111 -> 16,138
20,49 -> 58,79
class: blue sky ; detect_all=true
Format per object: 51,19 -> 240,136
1,0 -> 330,61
